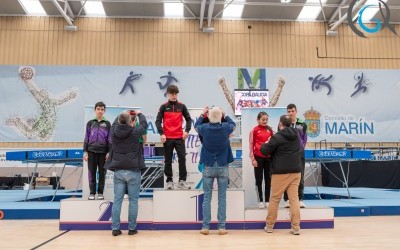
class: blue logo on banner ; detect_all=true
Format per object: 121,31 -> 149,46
308,74 -> 333,95
157,71 -> 178,97
351,72 -> 369,97
119,71 -> 142,95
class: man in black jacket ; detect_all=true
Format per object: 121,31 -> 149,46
105,110 -> 147,237
261,115 -> 302,235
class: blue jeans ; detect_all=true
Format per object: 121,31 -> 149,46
202,163 -> 229,230
111,170 -> 141,231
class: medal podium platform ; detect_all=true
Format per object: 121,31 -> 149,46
59,189 -> 334,230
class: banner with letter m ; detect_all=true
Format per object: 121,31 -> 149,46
237,68 -> 266,89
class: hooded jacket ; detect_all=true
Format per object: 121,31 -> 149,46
105,113 -> 148,172
260,127 -> 302,175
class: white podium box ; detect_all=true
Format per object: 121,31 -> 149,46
244,207 -> 334,229
59,191 -> 334,231
59,198 -> 153,230
152,189 -> 245,230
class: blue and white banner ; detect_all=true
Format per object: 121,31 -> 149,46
1,65 -> 399,142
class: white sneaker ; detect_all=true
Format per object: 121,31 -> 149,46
265,202 -> 269,209
88,194 -> 95,200
165,181 -> 174,190
258,202 -> 265,209
264,226 -> 273,233
290,229 -> 300,235
97,194 -> 104,200
284,200 -> 290,208
299,200 -> 306,208
177,180 -> 191,190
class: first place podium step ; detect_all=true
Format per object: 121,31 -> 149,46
60,189 -> 334,230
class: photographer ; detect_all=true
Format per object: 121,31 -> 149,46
105,110 -> 147,236
195,106 -> 235,235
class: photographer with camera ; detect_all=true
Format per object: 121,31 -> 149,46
195,106 -> 235,235
105,110 -> 147,236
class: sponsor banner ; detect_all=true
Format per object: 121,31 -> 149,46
0,66 -> 399,142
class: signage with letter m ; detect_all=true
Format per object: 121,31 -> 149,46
237,68 -> 266,89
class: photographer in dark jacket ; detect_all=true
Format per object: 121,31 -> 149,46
260,115 -> 302,235
105,110 -> 147,237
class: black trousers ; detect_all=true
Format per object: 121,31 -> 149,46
87,151 -> 107,195
254,155 -> 271,202
284,156 -> 305,201
163,138 -> 187,182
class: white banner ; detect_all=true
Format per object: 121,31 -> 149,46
1,66 -> 399,142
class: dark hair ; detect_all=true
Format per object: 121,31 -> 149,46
280,115 -> 292,128
287,103 -> 297,110
94,101 -> 106,110
167,84 -> 179,94
257,111 -> 273,134
257,111 -> 268,120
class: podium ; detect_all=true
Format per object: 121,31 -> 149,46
59,189 -> 333,230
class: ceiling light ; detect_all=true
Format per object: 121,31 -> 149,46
297,0 -> 327,21
19,0 -> 46,15
164,3 -> 184,17
222,0 -> 245,19
83,1 -> 106,16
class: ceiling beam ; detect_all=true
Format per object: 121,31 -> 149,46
329,0 -> 347,24
319,0 -> 327,22
63,0 -> 75,19
329,0 -> 367,32
199,0 -> 206,29
207,0 -> 215,28
180,0 -> 196,19
214,0 -> 233,19
50,0 -> 74,26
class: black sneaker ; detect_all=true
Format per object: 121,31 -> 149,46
128,230 -> 138,235
112,230 -> 122,236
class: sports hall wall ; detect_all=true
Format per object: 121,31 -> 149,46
0,16 -> 399,150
